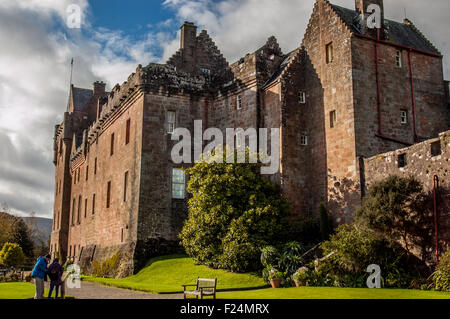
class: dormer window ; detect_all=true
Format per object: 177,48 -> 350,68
268,54 -> 275,61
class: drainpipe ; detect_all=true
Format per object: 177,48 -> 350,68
408,50 -> 419,142
375,28 -> 382,136
358,29 -> 433,145
433,175 -> 440,264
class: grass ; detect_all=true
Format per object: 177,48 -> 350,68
83,254 -> 267,294
0,282 -> 67,299
217,287 -> 450,299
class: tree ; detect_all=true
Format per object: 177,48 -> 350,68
10,218 -> 35,260
355,176 -> 433,260
179,149 -> 290,272
0,242 -> 26,269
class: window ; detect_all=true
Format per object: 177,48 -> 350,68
300,135 -> 308,146
110,133 -> 115,156
237,95 -> 242,110
299,91 -> 306,104
86,166 -> 89,181
172,168 -> 185,199
106,181 -> 111,208
167,111 -> 176,134
431,141 -> 442,157
123,171 -> 129,202
94,158 -> 97,175
84,198 -> 88,218
125,119 -> 131,145
396,50 -> 402,68
268,54 -> 275,61
398,154 -> 407,168
77,195 -> 81,224
400,110 -> 408,124
326,43 -> 333,64
74,170 -> 76,185
200,68 -> 211,75
330,110 -> 337,128
92,194 -> 96,214
121,228 -> 124,243
71,198 -> 76,226
77,167 -> 80,182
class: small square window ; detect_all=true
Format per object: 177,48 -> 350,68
299,91 -> 306,104
431,141 -> 442,157
237,95 -> 242,110
400,110 -> 408,124
398,154 -> 407,168
167,111 -> 176,134
396,51 -> 402,68
330,110 -> 337,128
110,133 -> 115,156
326,43 -> 333,64
300,135 -> 308,146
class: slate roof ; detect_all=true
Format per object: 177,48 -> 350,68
72,87 -> 93,111
330,4 -> 440,54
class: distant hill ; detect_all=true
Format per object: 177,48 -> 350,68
22,217 -> 52,245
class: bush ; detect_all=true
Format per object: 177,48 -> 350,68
355,176 -> 434,261
91,252 -> 120,278
0,242 -> 26,269
430,251 -> 450,292
180,149 -> 290,273
315,225 -> 420,288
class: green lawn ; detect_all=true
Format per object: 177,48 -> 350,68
0,282 -> 62,299
217,287 -> 450,299
83,254 -> 267,294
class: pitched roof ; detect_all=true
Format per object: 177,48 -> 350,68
262,50 -> 298,89
330,4 -> 440,55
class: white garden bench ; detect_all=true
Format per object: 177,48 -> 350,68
182,277 -> 217,299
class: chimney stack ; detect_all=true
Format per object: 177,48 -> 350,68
93,81 -> 106,97
180,21 -> 197,50
355,0 -> 384,34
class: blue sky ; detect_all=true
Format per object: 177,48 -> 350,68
0,0 -> 449,218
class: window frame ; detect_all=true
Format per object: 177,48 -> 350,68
167,111 -> 176,134
400,110 -> 408,124
299,91 -> 306,104
396,50 -> 402,68
172,168 -> 186,199
326,42 -> 334,64
330,110 -> 337,128
300,135 -> 308,146
237,95 -> 242,110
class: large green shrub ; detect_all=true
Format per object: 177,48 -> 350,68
0,242 -> 26,269
430,251 -> 450,292
180,150 -> 290,272
316,225 -> 419,288
355,176 -> 433,260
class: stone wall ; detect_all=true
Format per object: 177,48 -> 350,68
363,130 -> 450,251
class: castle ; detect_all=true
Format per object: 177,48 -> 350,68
50,0 -> 450,276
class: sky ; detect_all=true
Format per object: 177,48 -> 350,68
0,0 -> 449,219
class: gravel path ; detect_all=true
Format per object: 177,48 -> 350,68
45,281 -> 183,299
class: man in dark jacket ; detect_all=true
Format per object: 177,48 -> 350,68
31,254 -> 50,299
47,258 -> 63,299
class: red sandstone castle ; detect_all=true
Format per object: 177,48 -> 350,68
50,0 -> 450,276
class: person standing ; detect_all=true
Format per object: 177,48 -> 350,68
47,258 -> 63,299
31,254 -> 50,299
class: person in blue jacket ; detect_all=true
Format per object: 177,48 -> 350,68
31,254 -> 51,299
